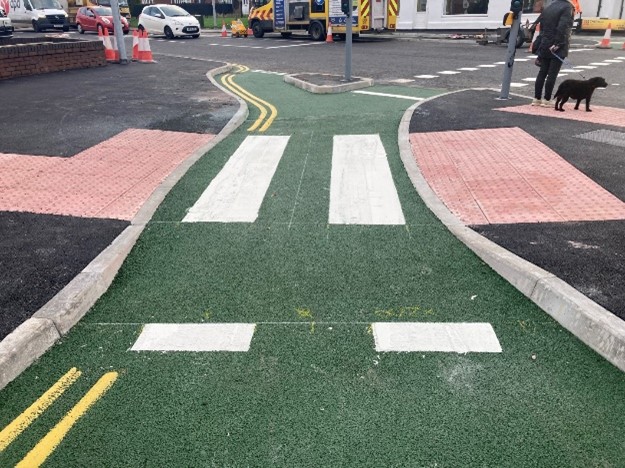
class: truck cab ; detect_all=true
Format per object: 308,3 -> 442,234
8,0 -> 69,32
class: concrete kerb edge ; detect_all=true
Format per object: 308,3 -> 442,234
283,73 -> 373,94
398,88 -> 625,372
0,63 -> 248,391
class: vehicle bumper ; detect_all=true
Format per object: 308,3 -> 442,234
176,25 -> 199,36
35,18 -> 70,31
0,25 -> 14,37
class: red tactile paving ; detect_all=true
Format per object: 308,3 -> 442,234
0,130 -> 214,220
409,127 -> 625,225
497,104 -> 625,127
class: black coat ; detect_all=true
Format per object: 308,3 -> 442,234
537,0 -> 574,58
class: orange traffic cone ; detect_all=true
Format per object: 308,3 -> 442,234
247,26 -> 253,37
138,30 -> 156,63
326,23 -> 333,43
597,23 -> 612,49
131,29 -> 140,61
102,28 -> 117,62
527,22 -> 540,53
221,21 -> 227,37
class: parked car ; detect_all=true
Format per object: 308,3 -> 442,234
0,8 -> 14,38
138,4 -> 200,39
76,6 -> 129,35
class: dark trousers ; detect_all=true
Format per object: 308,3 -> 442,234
534,56 -> 563,101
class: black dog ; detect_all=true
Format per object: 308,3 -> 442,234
554,77 -> 608,112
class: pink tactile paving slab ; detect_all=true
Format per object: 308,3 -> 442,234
497,104 -> 625,127
409,127 -> 625,225
0,129 -> 214,220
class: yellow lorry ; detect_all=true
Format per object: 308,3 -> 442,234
248,0 -> 398,40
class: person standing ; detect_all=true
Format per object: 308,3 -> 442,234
532,0 -> 574,107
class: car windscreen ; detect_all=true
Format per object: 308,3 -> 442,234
30,0 -> 63,9
160,5 -> 190,17
93,7 -> 112,15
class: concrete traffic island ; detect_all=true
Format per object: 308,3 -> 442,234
284,72 -> 373,94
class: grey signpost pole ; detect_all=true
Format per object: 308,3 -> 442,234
344,0 -> 352,82
499,12 -> 522,99
213,0 -> 217,30
109,0 -> 128,64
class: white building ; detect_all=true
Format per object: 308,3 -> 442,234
396,0 -> 623,30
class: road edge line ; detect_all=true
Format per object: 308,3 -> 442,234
0,63 -> 248,391
398,88 -> 625,372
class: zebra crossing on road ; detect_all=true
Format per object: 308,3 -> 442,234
183,134 -> 405,225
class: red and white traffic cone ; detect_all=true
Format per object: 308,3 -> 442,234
221,21 -> 227,37
138,29 -> 156,63
102,28 -> 117,62
597,23 -> 612,49
131,29 -> 140,61
326,23 -> 333,43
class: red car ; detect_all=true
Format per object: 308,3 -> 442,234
76,6 -> 129,35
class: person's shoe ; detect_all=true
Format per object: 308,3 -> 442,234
531,98 -> 542,106
541,99 -> 552,107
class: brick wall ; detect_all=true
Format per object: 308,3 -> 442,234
0,38 -> 107,80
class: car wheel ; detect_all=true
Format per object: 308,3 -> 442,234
32,21 -> 40,32
309,21 -> 324,41
77,23 -> 84,34
164,26 -> 174,39
252,21 -> 264,38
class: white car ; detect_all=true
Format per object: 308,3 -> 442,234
0,8 -> 14,38
138,4 -> 200,39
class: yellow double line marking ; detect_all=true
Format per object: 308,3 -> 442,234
221,65 -> 278,132
0,367 -> 118,466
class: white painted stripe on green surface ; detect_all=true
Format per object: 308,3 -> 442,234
372,323 -> 502,353
352,90 -> 424,101
329,135 -> 405,225
183,136 -> 289,223
131,324 -> 256,352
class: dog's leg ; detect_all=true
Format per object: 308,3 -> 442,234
574,98 -> 581,110
585,96 -> 592,112
559,96 -> 569,112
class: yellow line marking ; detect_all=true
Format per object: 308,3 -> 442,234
220,69 -> 278,132
0,367 -> 81,452
16,372 -> 118,467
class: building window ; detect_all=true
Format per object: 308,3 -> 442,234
417,0 -> 427,12
445,0 -> 489,14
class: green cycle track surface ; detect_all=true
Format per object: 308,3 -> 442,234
1,75 -> 625,467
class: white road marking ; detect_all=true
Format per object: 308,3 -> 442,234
131,323 -> 256,352
574,65 -> 597,69
266,43 -> 322,49
589,62 -> 610,66
388,78 -> 415,83
522,77 -> 536,82
183,136 -> 290,223
493,61 -> 506,64
372,322 -> 502,353
560,68 -> 577,72
514,58 -> 530,62
330,135 -> 405,225
352,90 -> 424,100
557,73 -> 568,77
414,74 -> 438,79
603,59 -> 622,63
457,67 -> 478,71
438,70 -> 461,74
510,83 -> 528,87
478,64 -> 496,68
